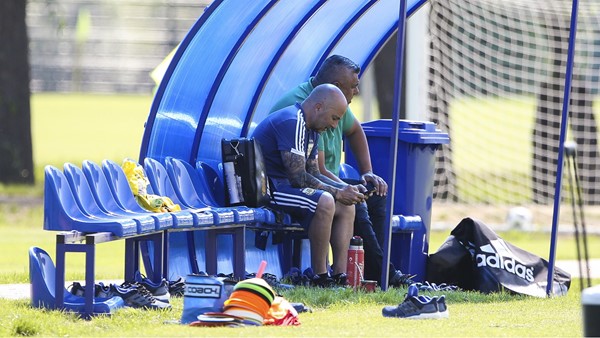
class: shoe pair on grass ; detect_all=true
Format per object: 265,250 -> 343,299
382,284 -> 449,319
311,272 -> 347,288
68,272 -> 172,310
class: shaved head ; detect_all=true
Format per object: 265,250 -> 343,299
310,83 -> 347,112
302,84 -> 348,133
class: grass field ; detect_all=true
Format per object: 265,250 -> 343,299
449,94 -> 600,206
0,93 -> 598,336
30,93 -> 153,181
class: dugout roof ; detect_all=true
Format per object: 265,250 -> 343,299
139,0 -> 425,165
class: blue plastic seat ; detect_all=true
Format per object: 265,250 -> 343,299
196,160 -> 226,206
189,160 -> 304,277
141,157 -> 215,227
29,246 -> 124,316
144,157 -> 234,225
43,165 -> 138,237
145,157 -> 252,278
339,163 -> 361,180
164,157 -> 257,223
100,159 -> 187,229
81,160 -> 172,231
63,163 -> 156,234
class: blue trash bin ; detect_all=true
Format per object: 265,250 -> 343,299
344,119 -> 449,281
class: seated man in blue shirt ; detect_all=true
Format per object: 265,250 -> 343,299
270,55 -> 414,287
253,84 -> 367,287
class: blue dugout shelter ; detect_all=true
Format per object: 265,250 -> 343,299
138,0 -> 578,294
138,0 -> 425,282
140,0 -> 425,165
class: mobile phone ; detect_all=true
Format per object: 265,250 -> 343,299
365,182 -> 377,194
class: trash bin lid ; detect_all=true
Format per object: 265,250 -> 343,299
361,119 -> 450,144
582,285 -> 600,305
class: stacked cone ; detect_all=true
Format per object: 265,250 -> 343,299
191,262 -> 274,327
222,277 -> 275,326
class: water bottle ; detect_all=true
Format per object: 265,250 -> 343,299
346,236 -> 364,289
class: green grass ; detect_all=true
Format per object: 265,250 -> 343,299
1,93 -> 598,336
0,277 -> 594,336
449,95 -> 600,203
30,93 -> 152,185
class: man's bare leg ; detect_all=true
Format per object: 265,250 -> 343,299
307,193 -> 335,275
330,202 -> 355,275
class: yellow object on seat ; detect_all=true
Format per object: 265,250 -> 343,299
121,158 -> 181,213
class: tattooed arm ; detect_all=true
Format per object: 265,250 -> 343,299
306,156 -> 367,205
281,151 -> 340,198
306,157 -> 346,189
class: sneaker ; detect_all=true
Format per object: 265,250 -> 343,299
415,294 -> 449,319
284,267 -> 311,287
68,282 -> 111,298
436,295 -> 449,318
68,282 -> 86,297
414,281 -> 459,292
389,270 -> 416,287
168,277 -> 185,297
382,284 -> 440,319
133,272 -> 171,303
108,283 -> 171,310
311,273 -> 336,288
94,282 -> 111,298
332,273 -> 348,286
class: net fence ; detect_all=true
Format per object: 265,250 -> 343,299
427,0 -> 600,230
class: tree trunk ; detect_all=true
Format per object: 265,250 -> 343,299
0,0 -> 34,184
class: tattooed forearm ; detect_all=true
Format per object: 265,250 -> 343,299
305,158 -> 321,176
281,151 -> 339,198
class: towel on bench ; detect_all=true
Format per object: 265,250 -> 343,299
122,158 -> 181,213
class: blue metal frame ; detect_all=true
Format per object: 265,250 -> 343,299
547,0 -> 579,297
189,0 -> 279,164
380,0 -> 409,291
137,0 -> 429,282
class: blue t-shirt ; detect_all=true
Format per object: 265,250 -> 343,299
269,77 -> 355,176
252,103 -> 319,181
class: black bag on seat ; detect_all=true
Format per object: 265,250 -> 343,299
221,137 -> 270,208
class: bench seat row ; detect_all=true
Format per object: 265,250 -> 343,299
44,158 -> 301,238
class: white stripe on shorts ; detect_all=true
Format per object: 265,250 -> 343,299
273,191 -> 317,212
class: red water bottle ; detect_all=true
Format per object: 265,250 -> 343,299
346,236 -> 364,289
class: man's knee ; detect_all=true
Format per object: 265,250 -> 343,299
316,192 -> 336,215
367,194 -> 387,211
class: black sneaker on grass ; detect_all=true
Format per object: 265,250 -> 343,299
435,295 -> 449,318
68,282 -> 111,298
168,277 -> 185,297
68,282 -> 86,297
388,270 -> 416,287
109,283 -> 171,310
95,282 -> 111,298
332,273 -> 348,286
382,284 -> 440,319
311,273 -> 336,288
132,272 -> 171,303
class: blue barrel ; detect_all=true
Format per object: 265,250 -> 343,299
345,119 -> 449,280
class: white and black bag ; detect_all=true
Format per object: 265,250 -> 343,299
221,137 -> 270,208
427,217 -> 571,297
